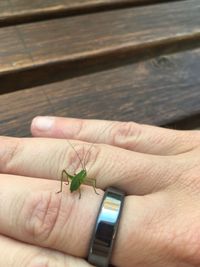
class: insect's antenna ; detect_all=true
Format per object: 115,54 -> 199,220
83,121 -> 116,172
42,89 -> 85,171
67,141 -> 85,170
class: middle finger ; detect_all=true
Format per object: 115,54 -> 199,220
0,136 -> 178,195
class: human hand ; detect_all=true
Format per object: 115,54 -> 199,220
1,117 -> 200,267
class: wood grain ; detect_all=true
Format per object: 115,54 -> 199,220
1,47 -> 200,136
0,0 -> 182,26
0,0 -> 199,93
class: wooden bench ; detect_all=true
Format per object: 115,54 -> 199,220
0,0 -> 200,137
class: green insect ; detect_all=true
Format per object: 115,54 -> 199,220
56,122 -> 115,199
56,143 -> 99,199
56,169 -> 99,199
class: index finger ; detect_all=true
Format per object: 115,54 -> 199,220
0,136 -> 171,195
31,116 -> 198,155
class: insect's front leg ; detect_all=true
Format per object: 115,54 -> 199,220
78,188 -> 82,199
84,178 -> 100,195
56,169 -> 70,194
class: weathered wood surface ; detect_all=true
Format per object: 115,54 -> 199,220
0,0 -> 182,26
0,0 -> 200,136
1,47 -> 200,137
0,0 -> 199,93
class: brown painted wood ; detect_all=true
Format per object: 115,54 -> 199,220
0,0 -> 182,26
1,47 -> 200,137
0,0 -> 199,94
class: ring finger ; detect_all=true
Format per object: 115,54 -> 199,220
0,174 -> 193,267
0,173 -> 175,267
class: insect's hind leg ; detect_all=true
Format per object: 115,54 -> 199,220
84,178 -> 100,195
56,170 -> 70,194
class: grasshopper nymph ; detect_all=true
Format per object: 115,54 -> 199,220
56,122 -> 114,199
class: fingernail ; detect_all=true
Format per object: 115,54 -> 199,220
32,116 -> 55,131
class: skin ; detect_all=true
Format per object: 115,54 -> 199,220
0,116 -> 200,266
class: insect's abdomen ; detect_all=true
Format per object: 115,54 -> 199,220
70,178 -> 80,192
70,170 -> 86,192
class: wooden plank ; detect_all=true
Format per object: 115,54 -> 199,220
0,47 -> 200,136
0,0 -> 181,26
0,0 -> 199,93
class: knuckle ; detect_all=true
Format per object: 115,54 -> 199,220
177,131 -> 200,153
28,255 -> 51,267
1,137 -> 23,172
110,121 -> 142,149
28,250 -> 79,267
84,143 -> 101,171
61,141 -> 101,174
152,199 -> 200,266
75,119 -> 85,139
181,172 -> 200,195
22,191 -> 75,245
169,223 -> 200,265
68,144 -> 86,172
51,142 -> 83,178
188,130 -> 200,147
61,118 -> 84,140
174,155 -> 200,194
60,143 -> 85,174
28,251 -> 62,267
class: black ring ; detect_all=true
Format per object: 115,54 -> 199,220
88,187 -> 125,267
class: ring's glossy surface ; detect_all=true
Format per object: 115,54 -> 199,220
88,187 -> 125,267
